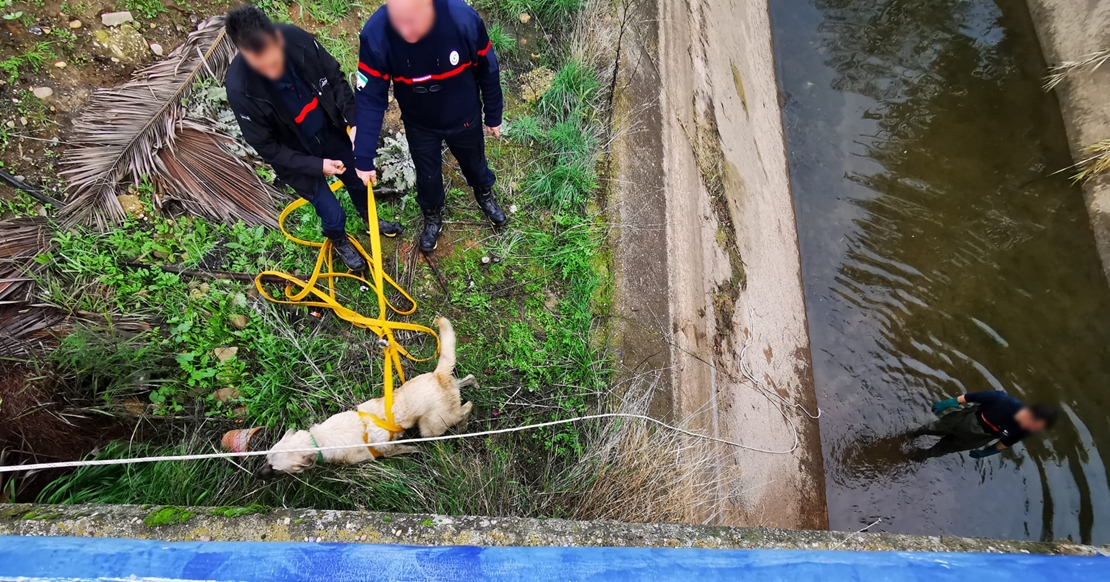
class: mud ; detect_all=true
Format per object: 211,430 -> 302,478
609,0 -> 826,528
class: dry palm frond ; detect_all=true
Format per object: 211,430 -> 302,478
1044,47 -> 1110,91
59,17 -> 241,228
0,217 -> 51,304
0,303 -> 151,358
1072,138 -> 1110,183
156,122 -> 281,228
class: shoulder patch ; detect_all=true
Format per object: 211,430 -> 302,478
356,71 -> 368,90
449,50 -> 460,66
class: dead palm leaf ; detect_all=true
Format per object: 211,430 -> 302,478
0,217 -> 51,304
0,303 -> 151,358
1072,139 -> 1110,183
60,16 -> 278,228
156,121 -> 281,228
1044,47 -> 1110,91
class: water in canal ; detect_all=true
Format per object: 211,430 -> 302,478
770,0 -> 1110,543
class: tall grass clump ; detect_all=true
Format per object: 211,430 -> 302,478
487,23 -> 516,56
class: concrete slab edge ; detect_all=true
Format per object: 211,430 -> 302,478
1,503 -> 1106,556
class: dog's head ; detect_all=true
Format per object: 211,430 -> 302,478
255,429 -> 317,479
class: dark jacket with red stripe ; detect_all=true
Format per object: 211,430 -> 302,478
353,0 -> 503,172
226,24 -> 356,197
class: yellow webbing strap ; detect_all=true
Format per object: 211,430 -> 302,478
255,178 -> 437,434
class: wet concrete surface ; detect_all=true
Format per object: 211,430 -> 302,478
771,0 -> 1110,543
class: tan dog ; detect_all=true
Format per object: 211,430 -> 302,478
256,317 -> 474,478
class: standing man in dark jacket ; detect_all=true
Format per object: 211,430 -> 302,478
913,390 -> 1057,460
353,0 -> 507,253
224,5 -> 402,272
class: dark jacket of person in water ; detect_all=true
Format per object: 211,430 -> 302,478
916,390 -> 1057,459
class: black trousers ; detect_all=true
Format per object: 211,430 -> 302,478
306,139 -> 371,242
405,120 -> 496,211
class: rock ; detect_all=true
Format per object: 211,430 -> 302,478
519,12 -> 531,23
93,25 -> 149,64
229,314 -> 248,329
213,387 -> 241,402
28,25 -> 43,36
18,116 -> 27,126
101,11 -> 134,27
149,43 -> 163,56
31,86 -> 53,99
4,121 -> 13,128
520,66 -> 555,103
117,194 -> 144,218
69,19 -> 82,29
41,26 -> 51,34
149,22 -> 156,29
54,61 -> 66,68
214,346 -> 238,362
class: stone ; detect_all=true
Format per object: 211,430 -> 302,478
53,61 -> 66,68
101,11 -> 134,27
519,12 -> 531,23
92,26 -> 148,64
229,314 -> 248,329
149,43 -> 163,56
68,19 -> 82,29
31,87 -> 52,99
4,121 -> 13,128
214,346 -> 238,362
116,194 -> 144,218
212,387 -> 241,402
520,66 -> 555,103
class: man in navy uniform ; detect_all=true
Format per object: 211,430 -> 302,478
224,5 -> 403,272
353,0 -> 507,253
915,390 -> 1057,459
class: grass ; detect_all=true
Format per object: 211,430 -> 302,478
0,42 -> 56,83
488,23 -> 516,57
1072,139 -> 1110,183
124,0 -> 166,19
477,0 -> 583,29
306,0 -> 354,23
316,28 -> 357,76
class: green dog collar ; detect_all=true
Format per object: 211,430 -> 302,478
308,435 -> 324,464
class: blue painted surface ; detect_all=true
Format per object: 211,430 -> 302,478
0,536 -> 1105,581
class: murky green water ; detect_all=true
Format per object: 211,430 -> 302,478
770,0 -> 1110,543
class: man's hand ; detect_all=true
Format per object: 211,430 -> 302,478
485,125 -> 501,139
348,126 -> 357,150
357,169 -> 377,186
323,159 -> 346,176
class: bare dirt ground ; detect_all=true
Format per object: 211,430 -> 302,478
610,0 -> 827,528
1025,0 -> 1110,286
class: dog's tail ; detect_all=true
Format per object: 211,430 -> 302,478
434,317 -> 456,387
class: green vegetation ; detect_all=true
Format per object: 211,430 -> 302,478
124,0 -> 166,19
487,23 -> 516,56
307,0 -> 354,23
316,29 -> 357,76
208,504 -> 269,517
143,506 -> 195,527
0,42 -> 55,83
477,0 -> 582,28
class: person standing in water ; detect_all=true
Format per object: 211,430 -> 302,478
913,390 -> 1057,459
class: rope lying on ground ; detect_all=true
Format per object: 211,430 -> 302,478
253,179 -> 436,434
0,412 -> 801,474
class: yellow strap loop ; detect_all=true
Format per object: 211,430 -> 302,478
256,177 -> 437,431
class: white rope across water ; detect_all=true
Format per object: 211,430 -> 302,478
0,412 -> 804,474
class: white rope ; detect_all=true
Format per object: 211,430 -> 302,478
0,412 -> 800,474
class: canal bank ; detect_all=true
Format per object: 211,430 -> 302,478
772,0 -> 1110,544
1026,0 -> 1110,284
609,0 -> 826,528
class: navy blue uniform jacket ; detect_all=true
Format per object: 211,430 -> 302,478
353,0 -> 503,172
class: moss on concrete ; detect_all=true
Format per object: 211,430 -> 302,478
1,503 -> 1106,556
143,506 -> 195,528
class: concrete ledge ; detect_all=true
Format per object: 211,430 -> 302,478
2,504 -> 1106,556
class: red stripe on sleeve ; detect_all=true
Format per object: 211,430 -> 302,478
358,62 -> 390,80
294,97 -> 319,124
477,40 -> 492,56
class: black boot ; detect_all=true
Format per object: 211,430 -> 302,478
420,206 -> 443,253
475,185 -> 508,227
331,236 -> 368,272
377,219 -> 404,238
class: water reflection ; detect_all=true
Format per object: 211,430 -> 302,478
772,0 -> 1110,542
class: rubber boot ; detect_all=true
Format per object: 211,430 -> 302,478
474,185 -> 508,227
377,218 -> 404,238
331,236 -> 368,272
420,206 -> 444,253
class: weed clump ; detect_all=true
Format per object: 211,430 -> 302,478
143,506 -> 195,527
